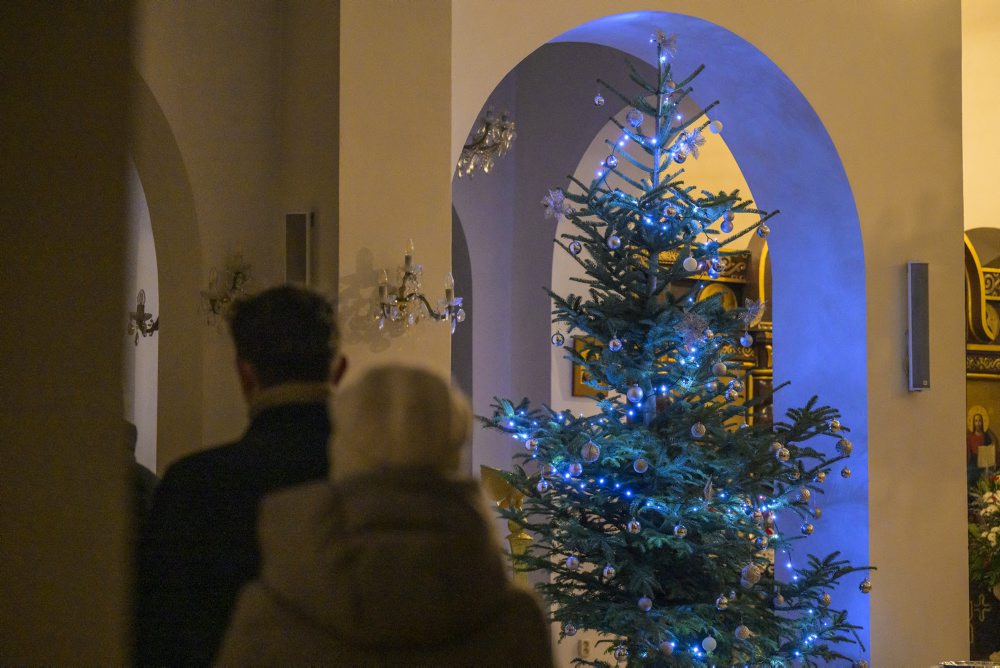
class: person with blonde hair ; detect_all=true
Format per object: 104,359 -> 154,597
217,364 -> 553,667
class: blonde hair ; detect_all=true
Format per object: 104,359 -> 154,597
330,364 -> 472,481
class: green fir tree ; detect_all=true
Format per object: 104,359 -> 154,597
482,31 -> 873,667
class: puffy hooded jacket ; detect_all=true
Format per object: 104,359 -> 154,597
215,467 -> 553,667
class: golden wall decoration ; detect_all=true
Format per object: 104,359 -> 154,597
569,247 -> 773,424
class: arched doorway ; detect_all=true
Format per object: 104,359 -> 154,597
130,70 -> 204,471
453,11 -> 868,664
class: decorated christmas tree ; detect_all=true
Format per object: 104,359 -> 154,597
483,32 -> 873,667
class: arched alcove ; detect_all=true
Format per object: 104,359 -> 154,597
130,70 -> 204,472
454,10 -> 868,663
124,160 -> 159,471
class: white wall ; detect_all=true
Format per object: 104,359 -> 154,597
124,162 -> 159,472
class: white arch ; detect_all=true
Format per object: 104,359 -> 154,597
455,10 -> 869,662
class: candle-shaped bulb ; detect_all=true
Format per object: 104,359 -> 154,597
404,239 -> 415,270
378,269 -> 389,302
444,271 -> 455,303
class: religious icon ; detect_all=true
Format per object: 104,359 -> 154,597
967,405 -> 998,470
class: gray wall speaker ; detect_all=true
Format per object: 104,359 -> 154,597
907,261 -> 930,391
285,212 -> 312,285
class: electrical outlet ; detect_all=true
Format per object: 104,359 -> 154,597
578,639 -> 592,659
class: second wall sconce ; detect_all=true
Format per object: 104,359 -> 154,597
128,289 -> 159,345
201,248 -> 252,325
373,239 -> 465,334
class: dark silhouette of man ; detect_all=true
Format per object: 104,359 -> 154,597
135,285 -> 345,667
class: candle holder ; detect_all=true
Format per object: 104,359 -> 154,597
127,289 -> 159,345
201,248 -> 252,325
373,239 -> 465,334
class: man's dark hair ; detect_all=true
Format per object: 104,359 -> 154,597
228,285 -> 337,387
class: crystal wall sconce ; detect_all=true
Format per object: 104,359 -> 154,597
201,248 -> 252,325
455,108 -> 516,178
128,289 -> 159,345
373,239 -> 465,334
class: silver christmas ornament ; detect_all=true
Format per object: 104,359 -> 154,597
813,506 -> 823,519
607,234 -> 622,250
740,332 -> 754,347
603,564 -> 616,579
673,151 -> 687,164
541,463 -> 556,477
710,119 -> 724,133
789,466 -> 802,481
594,93 -> 605,106
628,519 -> 641,534
551,332 -> 565,347
626,109 -> 643,127
720,219 -> 734,234
735,624 -> 752,640
682,255 -> 699,272
581,440 -> 600,463
859,577 -> 873,594
774,593 -> 786,607
836,438 -> 853,456
565,555 -> 580,571
757,224 -> 770,238
814,470 -> 827,483
673,523 -> 688,538
563,623 -> 577,636
568,240 -> 583,255
638,596 -> 653,612
841,466 -> 852,478
659,641 -> 674,655
626,384 -> 644,404
536,479 -> 550,493
830,418 -> 842,432
712,362 -> 728,376
801,522 -> 814,535
633,458 -> 649,473
715,595 -> 729,610
605,154 -> 619,169
608,337 -> 622,352
614,645 -> 629,661
702,636 -> 717,652
524,438 -> 538,452
821,592 -> 832,606
776,447 -> 791,462
691,422 -> 706,438
798,487 -> 812,503
568,462 -> 583,477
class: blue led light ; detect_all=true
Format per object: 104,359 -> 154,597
625,490 -> 632,497
598,478 -> 606,484
614,483 -> 621,489
596,170 -> 605,178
